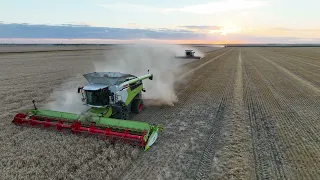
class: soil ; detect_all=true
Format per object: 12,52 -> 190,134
0,45 -> 319,180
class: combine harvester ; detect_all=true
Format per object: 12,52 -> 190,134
175,50 -> 202,59
12,71 -> 163,151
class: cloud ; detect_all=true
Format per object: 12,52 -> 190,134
180,25 -> 221,33
0,23 -> 202,40
181,26 -> 221,30
0,23 -> 319,44
164,0 -> 267,14
210,27 -> 243,35
99,0 -> 268,14
99,3 -> 163,13
180,25 -> 240,35
180,25 -> 242,35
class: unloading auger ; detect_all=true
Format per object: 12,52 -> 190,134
12,71 -> 163,151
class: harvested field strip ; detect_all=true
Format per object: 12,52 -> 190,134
242,50 -> 287,179
0,48 -> 113,54
0,51 -> 106,60
256,48 -> 320,72
0,50 -> 129,180
253,49 -> 320,87
176,48 -> 230,76
195,54 -> 236,180
276,51 -> 320,61
0,46 -> 229,180
2,46 -> 320,180
253,52 -> 320,95
266,47 -> 320,63
246,51 -> 320,136
246,50 -> 320,140
177,48 -> 233,80
243,49 -> 320,179
123,70 -> 214,180
207,48 -> 254,180
120,49 -> 236,180
266,51 -> 320,69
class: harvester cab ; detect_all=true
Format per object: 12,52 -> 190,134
13,70 -> 163,151
77,71 -> 153,118
185,50 -> 195,57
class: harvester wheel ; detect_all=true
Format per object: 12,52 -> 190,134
121,112 -> 129,120
131,99 -> 143,114
121,106 -> 129,120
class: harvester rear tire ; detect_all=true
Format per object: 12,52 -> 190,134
131,99 -> 143,114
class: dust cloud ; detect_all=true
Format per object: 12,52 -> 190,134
44,43 -> 202,113
43,75 -> 89,114
94,43 -> 201,106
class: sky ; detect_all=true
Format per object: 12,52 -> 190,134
0,0 -> 319,44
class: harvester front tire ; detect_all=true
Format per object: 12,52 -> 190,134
131,99 -> 143,114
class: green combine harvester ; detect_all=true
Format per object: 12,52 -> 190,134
175,50 -> 202,59
13,71 -> 163,151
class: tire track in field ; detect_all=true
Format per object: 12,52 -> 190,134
242,50 -> 287,180
204,48 -> 254,180
194,50 -> 236,180
195,91 -> 228,180
254,52 -> 320,95
119,49 -> 233,180
122,50 -> 232,180
123,70 -> 218,180
116,66 -> 211,180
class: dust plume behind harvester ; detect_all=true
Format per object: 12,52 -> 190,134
12,70 -> 163,151
175,50 -> 202,59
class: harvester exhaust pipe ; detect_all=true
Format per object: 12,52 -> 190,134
148,70 -> 153,80
32,100 -> 37,110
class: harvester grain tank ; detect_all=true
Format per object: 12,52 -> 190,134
12,71 -> 163,151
